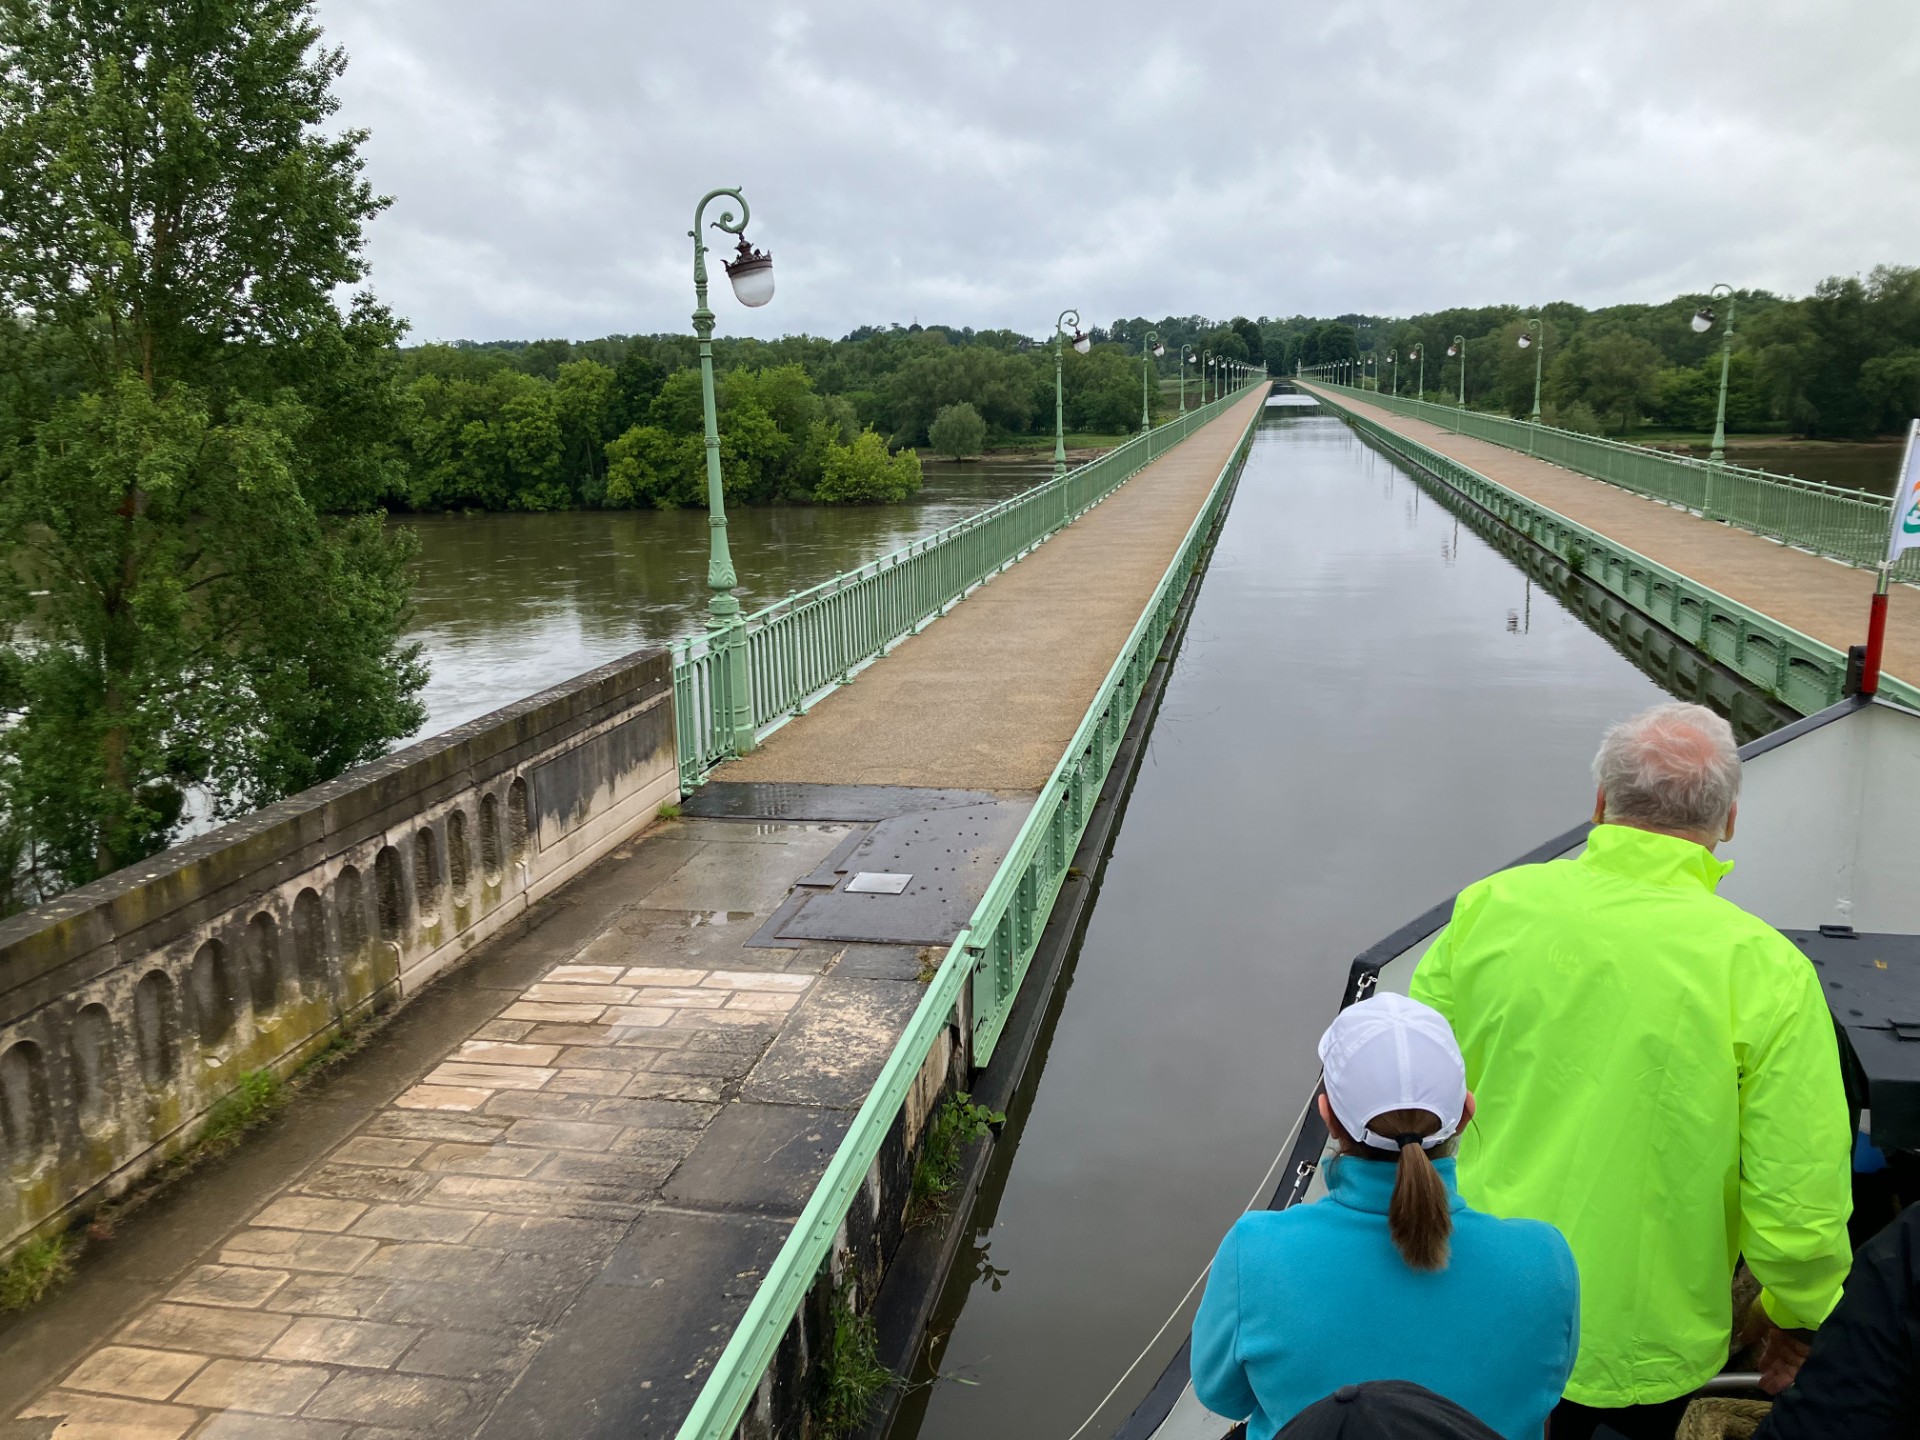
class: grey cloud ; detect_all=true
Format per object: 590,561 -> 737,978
317,0 -> 1920,341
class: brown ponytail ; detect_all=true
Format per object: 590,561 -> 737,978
1368,1107 -> 1453,1272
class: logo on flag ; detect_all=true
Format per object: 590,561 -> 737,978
1890,419 -> 1920,564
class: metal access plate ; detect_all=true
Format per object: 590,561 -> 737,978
682,782 -> 1009,822
844,872 -> 912,894
775,796 -> 1032,947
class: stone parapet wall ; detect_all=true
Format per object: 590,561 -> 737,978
0,648 -> 679,1257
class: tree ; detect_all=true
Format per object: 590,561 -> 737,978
1552,329 -> 1662,433
814,430 -> 921,504
928,402 -> 986,460
0,0 -> 425,894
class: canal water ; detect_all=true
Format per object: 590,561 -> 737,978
889,410 -> 1775,1439
401,457 -> 1054,735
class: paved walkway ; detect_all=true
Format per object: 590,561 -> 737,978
1298,385 -> 1920,690
722,388 -> 1270,789
0,395 -> 1266,1440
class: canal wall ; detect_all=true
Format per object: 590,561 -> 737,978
0,648 -> 678,1258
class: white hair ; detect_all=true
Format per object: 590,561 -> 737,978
1592,702 -> 1741,837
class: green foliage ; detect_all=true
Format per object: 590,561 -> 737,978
381,319 -> 1207,515
655,801 -> 682,821
909,1091 -> 1002,1221
928,402 -> 987,460
200,1068 -> 286,1146
1550,329 -> 1663,434
1281,265 -> 1920,441
815,430 -> 922,505
0,1235 -> 71,1313
0,0 -> 425,900
813,1285 -> 894,1437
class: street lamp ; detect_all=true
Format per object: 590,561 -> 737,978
1141,331 -> 1165,430
1692,284 -> 1736,463
690,185 -> 773,756
1203,350 -> 1215,404
1053,308 -> 1090,480
1180,345 -> 1198,414
1386,349 -> 1397,397
1517,317 -> 1544,426
1448,335 -> 1466,407
1408,342 -> 1424,402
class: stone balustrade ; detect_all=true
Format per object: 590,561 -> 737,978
0,648 -> 678,1257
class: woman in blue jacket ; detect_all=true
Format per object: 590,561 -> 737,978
1192,993 -> 1579,1440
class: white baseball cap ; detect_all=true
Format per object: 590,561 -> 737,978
1316,992 -> 1467,1153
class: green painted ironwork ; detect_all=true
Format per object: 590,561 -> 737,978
689,186 -> 763,756
668,387 -> 1267,1440
672,380 -> 1270,791
1053,308 -> 1084,481
1304,380 -> 1920,586
1701,284 -> 1736,463
1315,392 -> 1920,714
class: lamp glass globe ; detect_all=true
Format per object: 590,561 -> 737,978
1517,333 -> 1532,350
1691,308 -> 1715,334
726,261 -> 775,308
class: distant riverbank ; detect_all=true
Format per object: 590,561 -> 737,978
1636,433 -> 1905,494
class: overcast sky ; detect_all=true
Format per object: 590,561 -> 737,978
315,0 -> 1920,344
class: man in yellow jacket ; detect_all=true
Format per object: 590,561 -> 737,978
1411,702 -> 1852,1440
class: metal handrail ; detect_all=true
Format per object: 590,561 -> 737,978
669,385 -> 1268,1440
1302,381 -> 1917,583
673,380 -> 1271,789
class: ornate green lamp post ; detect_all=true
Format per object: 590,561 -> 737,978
689,185 -> 774,756
1384,349 -> 1396,396
1203,351 -> 1214,404
1180,345 -> 1198,413
1448,335 -> 1466,406
1692,285 -> 1736,463
1053,308 -> 1090,479
1518,317 -> 1544,423
1141,330 -> 1165,430
1408,343 -> 1424,401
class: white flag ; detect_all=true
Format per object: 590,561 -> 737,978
1891,418 -> 1920,564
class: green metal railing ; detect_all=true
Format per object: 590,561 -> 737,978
672,380 -> 1270,790
1327,400 -> 1920,715
1303,381 -> 1918,583
669,389 -> 1268,1440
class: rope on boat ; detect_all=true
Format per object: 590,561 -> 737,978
1059,1126 -> 1303,1440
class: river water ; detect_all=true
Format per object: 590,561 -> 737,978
888,410 -> 1776,1439
400,458 -> 1054,736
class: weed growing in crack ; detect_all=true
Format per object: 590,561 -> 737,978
909,1092 -> 1002,1223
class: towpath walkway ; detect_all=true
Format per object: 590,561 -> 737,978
722,386 -> 1271,790
0,391 -> 1265,1440
1297,383 -> 1920,690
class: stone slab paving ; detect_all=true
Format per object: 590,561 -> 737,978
1301,384 -> 1920,689
2,817 -> 930,1440
718,387 -> 1270,790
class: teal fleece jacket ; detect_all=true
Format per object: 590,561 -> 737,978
1192,1154 -> 1578,1440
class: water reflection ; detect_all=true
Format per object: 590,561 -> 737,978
893,413 -> 1782,1440
401,457 -> 1053,735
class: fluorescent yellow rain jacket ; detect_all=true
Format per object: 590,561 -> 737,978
1410,824 -> 1852,1408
